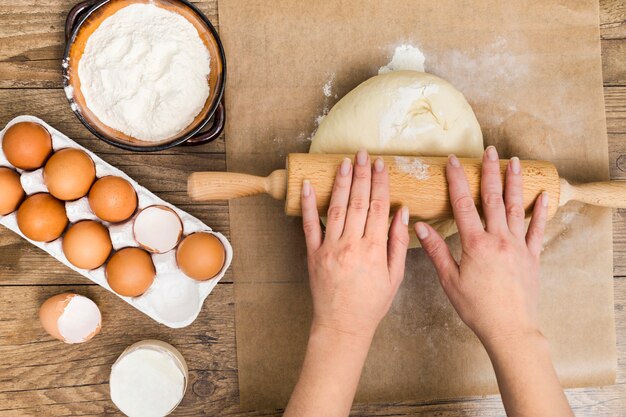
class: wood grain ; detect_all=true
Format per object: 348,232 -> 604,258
284,154 -> 560,218
0,281 -> 623,416
0,0 -> 625,415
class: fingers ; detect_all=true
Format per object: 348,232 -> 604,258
364,157 -> 391,241
387,207 -> 410,288
446,155 -> 484,242
343,149 -> 371,238
526,192 -> 549,257
504,157 -> 526,238
481,146 -> 507,234
301,180 -> 322,252
324,157 -> 353,241
415,222 -> 459,285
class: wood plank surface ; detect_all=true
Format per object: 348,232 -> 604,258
0,282 -> 623,417
0,0 -> 625,415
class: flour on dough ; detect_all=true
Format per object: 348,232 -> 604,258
310,70 -> 484,247
378,44 -> 426,74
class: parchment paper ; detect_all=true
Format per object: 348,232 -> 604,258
219,0 -> 617,409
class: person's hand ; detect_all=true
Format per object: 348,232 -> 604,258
301,150 -> 410,340
286,151 -> 409,417
415,146 -> 549,346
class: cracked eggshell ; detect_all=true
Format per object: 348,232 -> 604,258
1,116 -> 234,328
133,205 -> 183,254
39,293 -> 102,344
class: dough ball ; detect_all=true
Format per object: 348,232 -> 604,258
310,70 -> 483,157
310,70 -> 484,247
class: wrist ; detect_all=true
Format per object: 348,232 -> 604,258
481,328 -> 549,358
309,320 -> 375,350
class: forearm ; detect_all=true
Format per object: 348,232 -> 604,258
284,323 -> 373,417
483,330 -> 573,417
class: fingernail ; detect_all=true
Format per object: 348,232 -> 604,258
416,222 -> 429,239
541,191 -> 549,207
486,146 -> 498,161
356,149 -> 368,166
340,158 -> 351,176
374,157 -> 384,172
302,180 -> 311,197
510,156 -> 521,175
401,207 -> 409,226
448,154 -> 460,168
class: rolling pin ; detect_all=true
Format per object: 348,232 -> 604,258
188,153 -> 626,220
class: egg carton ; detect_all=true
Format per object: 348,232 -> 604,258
0,115 -> 233,328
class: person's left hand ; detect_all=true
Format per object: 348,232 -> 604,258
301,150 -> 410,339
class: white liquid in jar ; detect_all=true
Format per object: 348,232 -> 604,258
110,343 -> 186,417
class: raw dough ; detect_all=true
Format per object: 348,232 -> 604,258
310,70 -> 484,246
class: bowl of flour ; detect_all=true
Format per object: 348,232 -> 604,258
62,0 -> 226,151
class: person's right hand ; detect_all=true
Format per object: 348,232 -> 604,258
415,146 -> 549,346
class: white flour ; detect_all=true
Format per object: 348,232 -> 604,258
306,45 -> 427,143
379,44 -> 426,74
305,73 -> 336,141
323,73 -> 335,97
394,156 -> 430,180
378,44 -> 439,143
379,82 -> 440,146
78,4 -> 211,141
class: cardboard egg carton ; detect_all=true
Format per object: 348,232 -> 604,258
0,115 -> 233,328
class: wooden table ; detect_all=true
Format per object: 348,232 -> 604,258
0,1 -> 624,415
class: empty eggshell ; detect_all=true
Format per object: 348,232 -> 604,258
176,233 -> 225,281
16,193 -> 68,242
0,167 -> 25,215
133,205 -> 183,253
89,176 -> 138,223
39,293 -> 102,344
106,247 -> 156,297
2,121 -> 53,170
63,220 -> 112,269
44,148 -> 96,201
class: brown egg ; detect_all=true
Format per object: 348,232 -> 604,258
44,148 -> 96,200
106,247 -> 155,297
63,221 -> 112,269
88,176 -> 137,223
2,122 -> 53,170
16,193 -> 68,242
39,293 -> 102,344
0,167 -> 25,215
176,232 -> 225,281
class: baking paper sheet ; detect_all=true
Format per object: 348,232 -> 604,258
219,0 -> 616,408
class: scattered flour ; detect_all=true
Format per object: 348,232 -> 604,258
394,156 -> 430,180
307,45 -> 427,142
306,73 -> 337,141
323,73 -> 335,97
428,36 -> 528,127
78,3 -> 211,141
379,44 -> 426,74
379,83 -> 441,146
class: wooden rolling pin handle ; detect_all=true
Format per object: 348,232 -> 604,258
188,169 -> 288,201
560,178 -> 626,208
